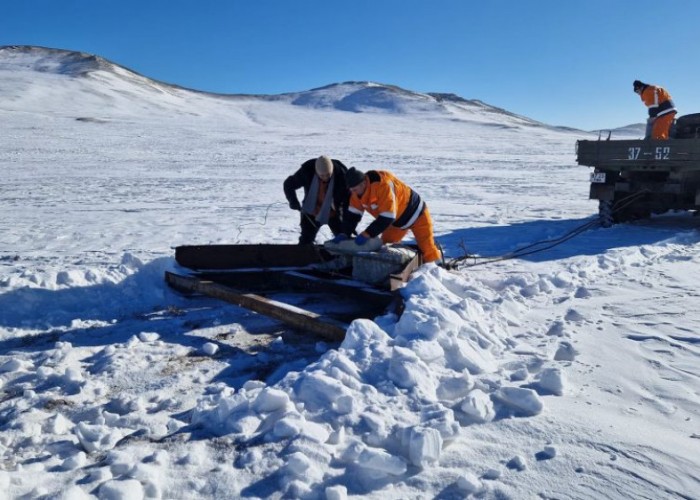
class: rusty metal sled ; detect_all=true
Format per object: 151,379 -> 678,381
165,244 -> 422,341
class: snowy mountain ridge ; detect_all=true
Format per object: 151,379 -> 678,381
0,45 -> 568,130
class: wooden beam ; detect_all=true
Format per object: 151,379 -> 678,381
165,272 -> 348,341
188,269 -> 396,306
389,252 -> 422,291
280,270 -> 395,305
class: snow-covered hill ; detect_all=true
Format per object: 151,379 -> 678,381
0,46 -> 698,499
275,82 -> 554,129
0,45 -> 570,131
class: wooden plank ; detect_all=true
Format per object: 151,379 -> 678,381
389,252 -> 422,291
165,271 -> 347,341
192,269 -> 305,291
175,244 -> 329,270
189,269 -> 396,306
280,270 -> 395,305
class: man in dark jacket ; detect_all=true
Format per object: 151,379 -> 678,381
283,156 -> 350,244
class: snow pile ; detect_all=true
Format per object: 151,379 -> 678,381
189,265 -> 558,496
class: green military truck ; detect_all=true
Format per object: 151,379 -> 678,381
576,113 -> 700,226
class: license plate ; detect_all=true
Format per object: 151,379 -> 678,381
590,172 -> 606,183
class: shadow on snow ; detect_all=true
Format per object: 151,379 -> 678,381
439,213 -> 700,263
0,258 -> 325,391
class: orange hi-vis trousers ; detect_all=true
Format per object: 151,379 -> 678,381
379,206 -> 441,263
652,112 -> 676,140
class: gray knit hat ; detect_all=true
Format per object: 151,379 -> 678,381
346,167 -> 365,188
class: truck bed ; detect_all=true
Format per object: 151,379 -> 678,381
577,138 -> 700,171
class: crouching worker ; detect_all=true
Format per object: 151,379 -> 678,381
283,156 -> 349,244
333,167 -> 441,263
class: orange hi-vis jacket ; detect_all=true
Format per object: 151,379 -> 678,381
347,170 -> 424,235
640,85 -> 676,118
344,170 -> 441,262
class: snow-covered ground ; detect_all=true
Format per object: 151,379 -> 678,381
1,46 -> 699,499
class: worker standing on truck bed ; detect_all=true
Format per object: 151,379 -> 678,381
633,80 -> 677,140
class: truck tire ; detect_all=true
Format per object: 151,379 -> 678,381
599,195 -> 652,226
599,200 -> 615,227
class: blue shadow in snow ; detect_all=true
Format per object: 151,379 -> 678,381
437,213 -> 700,263
0,258 -> 325,392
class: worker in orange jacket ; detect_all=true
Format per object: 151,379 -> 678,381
333,168 -> 441,263
633,80 -> 677,140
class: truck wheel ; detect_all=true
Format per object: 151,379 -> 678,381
599,195 -> 652,227
599,200 -> 615,227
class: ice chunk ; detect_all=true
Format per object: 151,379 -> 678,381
507,455 -> 527,471
138,332 -> 160,342
421,404 -> 460,439
535,367 -> 566,396
295,372 -> 352,412
409,339 -> 444,363
443,337 -> 496,374
482,467 -> 501,480
437,370 -> 474,402
456,471 -> 482,494
460,389 -> 495,423
273,417 -> 301,439
387,346 -> 436,399
202,342 -> 218,355
324,236 -> 383,255
325,485 -> 348,500
407,426 -> 443,468
286,451 -> 311,475
332,395 -> 354,415
341,319 -> 392,351
231,415 -> 260,435
254,388 -> 290,413
298,420 -> 331,444
358,448 -> 407,476
61,451 -> 87,470
46,413 -> 72,434
554,341 -> 578,361
494,387 -> 543,416
351,245 -> 415,285
99,479 -> 144,500
327,426 -> 345,445
542,445 -> 557,458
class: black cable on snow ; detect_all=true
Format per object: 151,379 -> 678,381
443,190 -> 651,270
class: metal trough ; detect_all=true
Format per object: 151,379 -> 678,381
165,244 -> 421,340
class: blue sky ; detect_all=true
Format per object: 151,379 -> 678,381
3,0 -> 699,130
